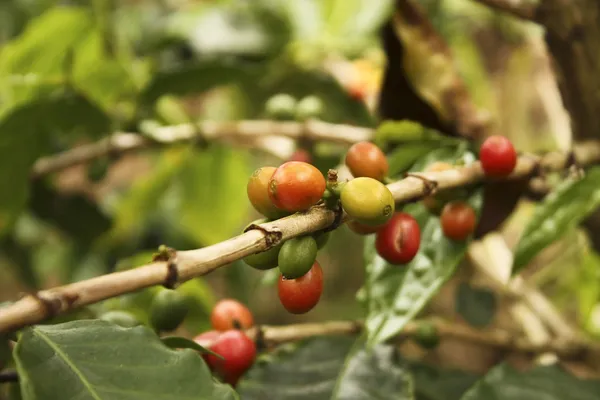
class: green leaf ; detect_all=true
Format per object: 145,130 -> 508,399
14,320 -> 238,400
409,361 -> 480,400
362,149 -> 482,347
238,336 -> 413,399
174,145 -> 251,245
141,59 -> 265,104
460,364 -> 600,400
374,120 -> 461,151
0,93 -> 110,236
512,167 -> 600,274
161,336 -> 223,359
455,283 -> 497,328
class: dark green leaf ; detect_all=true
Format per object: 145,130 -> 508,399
362,149 -> 482,347
0,93 -> 109,236
29,179 -> 112,248
409,361 -> 480,400
14,320 -> 238,400
455,283 -> 497,328
460,364 -> 600,400
238,336 -> 413,400
513,167 -> 600,274
161,336 -> 223,359
141,59 -> 265,104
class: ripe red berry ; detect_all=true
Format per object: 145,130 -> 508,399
345,142 -> 389,182
268,161 -> 326,212
202,330 -> 257,387
210,299 -> 254,331
278,261 -> 323,314
375,213 -> 421,265
479,135 -> 517,177
288,149 -> 312,164
247,167 -> 288,219
440,201 -> 477,241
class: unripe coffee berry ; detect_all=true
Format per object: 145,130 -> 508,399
375,213 -> 421,265
278,261 -> 323,314
345,142 -> 389,182
295,95 -> 324,121
440,201 -> 476,241
479,135 -> 517,177
149,289 -> 189,332
278,236 -> 318,279
340,177 -> 395,227
347,220 -> 381,235
414,321 -> 440,349
211,299 -> 254,331
203,330 -> 257,386
268,161 -> 326,212
265,94 -> 297,120
247,167 -> 288,219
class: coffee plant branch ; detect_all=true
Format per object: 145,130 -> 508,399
244,319 -> 600,359
30,120 -> 372,178
3,141 -> 600,334
472,0 -> 540,21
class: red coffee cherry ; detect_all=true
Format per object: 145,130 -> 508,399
202,330 -> 257,387
278,261 -> 323,314
440,201 -> 477,241
479,135 -> 517,177
247,167 -> 287,219
345,142 -> 389,182
268,161 -> 326,212
375,213 -> 421,265
211,299 -> 254,331
288,149 -> 312,164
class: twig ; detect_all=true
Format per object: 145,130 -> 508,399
2,143 -> 600,333
31,120 -> 372,178
243,319 -> 599,359
0,370 -> 18,383
472,0 -> 539,22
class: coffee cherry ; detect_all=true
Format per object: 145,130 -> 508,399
414,321 -> 440,349
99,310 -> 141,328
265,94 -> 297,120
243,244 -> 282,270
345,142 -> 389,182
203,330 -> 257,386
295,95 -> 324,121
149,289 -> 189,332
440,201 -> 476,241
288,148 -> 312,164
247,167 -> 288,219
422,162 -> 453,214
268,161 -> 326,212
278,236 -> 318,279
278,261 -> 323,314
314,231 -> 330,249
375,213 -> 421,265
479,135 -> 517,177
340,177 -> 395,226
211,299 -> 254,331
347,220 -> 381,235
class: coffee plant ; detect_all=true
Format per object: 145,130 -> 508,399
1,0 -> 600,399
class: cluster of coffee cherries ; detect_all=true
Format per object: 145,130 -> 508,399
193,299 -> 256,387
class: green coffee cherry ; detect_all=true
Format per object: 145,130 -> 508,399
243,244 -> 282,270
149,289 -> 189,332
314,231 -> 330,250
265,94 -> 297,120
278,236 -> 318,279
414,321 -> 440,349
295,95 -> 324,121
100,310 -> 141,328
